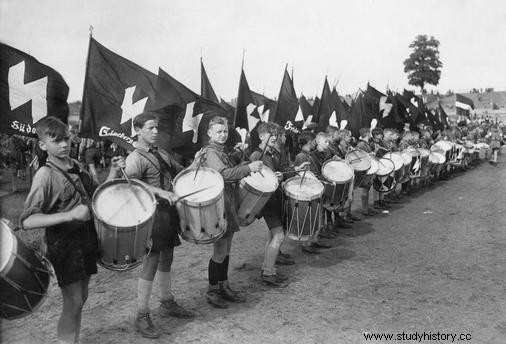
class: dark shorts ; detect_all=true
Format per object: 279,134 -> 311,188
150,200 -> 181,251
262,190 -> 283,229
46,221 -> 98,287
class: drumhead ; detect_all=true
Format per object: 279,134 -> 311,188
376,158 -> 395,176
367,156 -> 379,175
383,152 -> 404,171
345,150 -> 371,172
322,160 -> 354,183
403,147 -> 420,158
174,167 -> 224,204
429,151 -> 445,164
0,220 -> 14,272
283,175 -> 324,201
242,166 -> 278,193
434,140 -> 453,152
401,152 -> 413,166
93,180 -> 156,227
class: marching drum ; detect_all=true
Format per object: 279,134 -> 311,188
373,158 -> 396,193
321,159 -> 355,210
1,219 -> 50,319
475,142 -> 490,159
403,147 -> 421,178
418,148 -> 430,178
92,179 -> 157,271
453,144 -> 464,166
358,154 -> 379,188
428,151 -> 445,175
383,152 -> 404,184
432,140 -> 454,163
400,151 -> 414,183
237,166 -> 279,226
173,167 -> 226,244
282,173 -> 324,241
345,150 -> 371,188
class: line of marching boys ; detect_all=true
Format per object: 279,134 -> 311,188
20,114 -> 495,342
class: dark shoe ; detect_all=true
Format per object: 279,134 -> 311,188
206,289 -> 229,309
302,245 -> 321,254
318,229 -> 334,239
159,299 -> 195,318
349,214 -> 362,221
275,254 -> 295,265
262,274 -> 288,288
342,217 -> 354,223
278,250 -> 292,259
219,283 -> 246,303
379,201 -> 391,209
273,272 -> 289,281
311,241 -> 332,249
135,312 -> 160,339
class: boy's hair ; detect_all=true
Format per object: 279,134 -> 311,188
298,131 -> 316,148
371,128 -> 383,137
133,112 -> 159,130
208,116 -> 228,130
35,116 -> 69,141
257,122 -> 276,137
315,132 -> 329,143
359,127 -> 370,138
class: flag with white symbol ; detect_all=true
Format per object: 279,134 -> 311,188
0,43 -> 69,136
455,94 -> 474,118
235,69 -> 260,132
80,38 -> 181,149
272,67 -> 299,128
315,77 -> 333,132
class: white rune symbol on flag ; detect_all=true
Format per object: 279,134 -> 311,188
121,86 -> 148,136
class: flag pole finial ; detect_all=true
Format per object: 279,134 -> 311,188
200,48 -> 203,62
89,25 -> 93,37
241,49 -> 246,69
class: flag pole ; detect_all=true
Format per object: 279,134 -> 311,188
78,26 -> 94,136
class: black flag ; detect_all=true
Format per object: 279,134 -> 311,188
272,67 -> 300,127
0,42 -> 69,136
201,60 -> 219,103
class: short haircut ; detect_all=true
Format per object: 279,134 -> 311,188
257,122 -> 276,137
315,132 -> 329,143
133,112 -> 159,130
326,125 -> 338,134
298,131 -> 316,148
359,127 -> 370,138
208,116 -> 228,130
35,116 -> 69,141
371,128 -> 383,137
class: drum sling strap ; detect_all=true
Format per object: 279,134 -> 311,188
46,161 -> 92,204
135,149 -> 174,190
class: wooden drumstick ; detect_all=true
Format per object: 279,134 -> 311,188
259,133 -> 273,161
299,165 -> 309,187
175,186 -> 213,203
237,147 -> 265,178
120,167 -> 147,212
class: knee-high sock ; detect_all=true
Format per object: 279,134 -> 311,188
137,279 -> 153,313
208,259 -> 221,286
220,255 -> 230,282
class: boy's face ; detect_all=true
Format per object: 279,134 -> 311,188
316,137 -> 329,151
260,132 -> 277,147
39,132 -> 71,159
136,120 -> 158,145
208,123 -> 228,144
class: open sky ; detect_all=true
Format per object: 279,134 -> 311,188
1,0 -> 505,102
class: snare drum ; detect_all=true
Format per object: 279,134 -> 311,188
237,166 -> 279,226
345,150 -> 371,188
418,148 -> 430,178
428,151 -> 445,175
403,147 -> 421,178
359,154 -> 379,188
432,140 -> 454,163
1,219 -> 50,319
383,152 -> 404,184
282,174 -> 324,241
92,179 -> 157,271
173,167 -> 226,244
321,160 -> 355,210
373,158 -> 396,193
400,151 -> 413,183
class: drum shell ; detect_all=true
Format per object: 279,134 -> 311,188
373,173 -> 396,193
236,167 -> 278,226
321,160 -> 354,208
345,150 -> 371,187
174,168 -> 226,244
0,222 -> 50,320
283,195 -> 323,241
92,179 -> 157,271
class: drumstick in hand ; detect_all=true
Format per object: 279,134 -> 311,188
120,167 -> 147,212
299,165 -> 309,187
237,147 -> 265,178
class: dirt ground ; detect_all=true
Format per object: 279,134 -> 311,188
1,156 -> 505,344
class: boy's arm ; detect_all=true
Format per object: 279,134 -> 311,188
22,207 -> 88,229
205,149 -> 251,181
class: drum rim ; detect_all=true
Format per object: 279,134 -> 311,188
92,178 -> 157,229
383,152 -> 404,171
282,175 -> 324,201
240,166 -> 279,194
321,159 -> 355,183
173,167 -> 225,207
345,149 -> 372,173
375,158 -> 395,176
0,219 -> 17,274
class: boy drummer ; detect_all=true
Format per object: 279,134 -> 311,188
196,116 -> 263,307
116,112 -> 194,339
20,117 -> 122,344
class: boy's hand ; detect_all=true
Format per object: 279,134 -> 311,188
274,171 -> 283,181
69,204 -> 91,222
248,161 -> 263,172
157,190 -> 178,206
294,161 -> 310,171
234,142 -> 249,151
111,156 -> 126,170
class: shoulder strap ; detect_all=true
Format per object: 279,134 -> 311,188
135,149 -> 172,189
46,161 -> 90,203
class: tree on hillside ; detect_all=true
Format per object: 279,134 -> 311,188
403,35 -> 443,93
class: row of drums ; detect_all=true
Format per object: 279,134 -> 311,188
0,139 -> 490,320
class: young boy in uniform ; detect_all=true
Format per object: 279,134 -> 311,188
20,117 -> 122,344
197,116 -> 263,306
